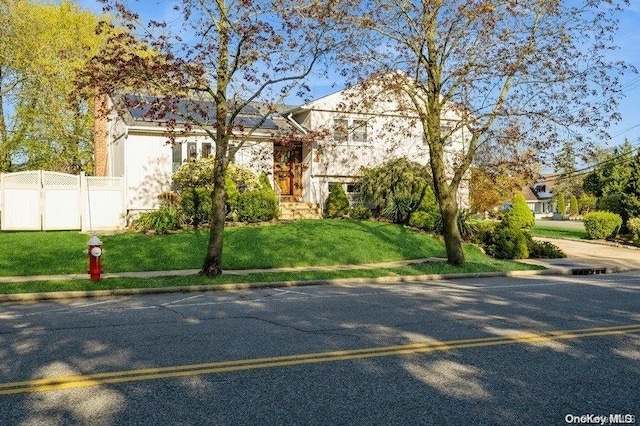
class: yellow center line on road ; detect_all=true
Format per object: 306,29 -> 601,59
1,323 -> 639,395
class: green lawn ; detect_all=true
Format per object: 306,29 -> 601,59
2,220 -> 447,276
530,225 -> 587,240
0,248 -> 541,295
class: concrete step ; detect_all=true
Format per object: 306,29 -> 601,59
279,202 -> 322,220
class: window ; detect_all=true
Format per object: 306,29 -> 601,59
333,119 -> 348,143
352,120 -> 367,143
441,124 -> 454,146
187,142 -> 198,162
202,143 -> 212,158
172,142 -> 182,172
333,118 -> 368,144
345,183 -> 361,205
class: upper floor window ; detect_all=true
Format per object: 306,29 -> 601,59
333,119 -> 348,143
332,118 -> 368,144
352,120 -> 367,143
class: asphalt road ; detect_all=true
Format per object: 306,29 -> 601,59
0,273 -> 638,425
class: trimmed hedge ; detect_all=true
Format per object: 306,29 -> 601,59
583,211 -> 622,239
236,190 -> 278,222
627,217 -> 640,238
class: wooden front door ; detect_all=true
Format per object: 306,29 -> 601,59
274,145 -> 303,198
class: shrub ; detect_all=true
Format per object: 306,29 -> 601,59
228,163 -> 262,193
181,187 -> 212,227
569,195 -> 579,217
225,176 -> 239,214
236,190 -> 279,222
471,219 -> 498,245
350,205 -> 372,220
527,240 -> 567,259
579,193 -> 597,214
409,211 -> 438,232
382,193 -> 420,224
583,211 -> 622,239
626,217 -> 640,238
360,158 -> 432,223
504,193 -> 534,228
555,193 -> 566,216
325,184 -> 351,218
173,157 -> 216,190
484,221 -> 529,259
133,206 -> 183,234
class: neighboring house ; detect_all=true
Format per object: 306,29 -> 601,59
96,80 -> 470,221
521,177 -> 555,219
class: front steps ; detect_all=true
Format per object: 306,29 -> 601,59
279,201 -> 322,220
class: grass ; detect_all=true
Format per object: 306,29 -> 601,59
0,219 -> 543,294
0,248 -> 542,295
0,220 -> 448,276
530,225 -> 588,240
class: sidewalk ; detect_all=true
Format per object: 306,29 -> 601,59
0,258 -> 444,284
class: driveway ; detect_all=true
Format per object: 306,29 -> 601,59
526,237 -> 640,272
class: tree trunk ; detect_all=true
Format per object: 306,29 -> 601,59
200,152 -> 227,276
440,195 -> 465,266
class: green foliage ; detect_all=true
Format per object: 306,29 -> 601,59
578,193 -> 597,214
470,220 -> 499,245
527,240 -> 566,259
350,205 -> 372,220
626,217 -> 640,238
504,193 -> 534,228
173,157 -> 216,190
1,0 -> 104,173
225,175 -> 239,214
180,187 -> 212,227
133,206 -> 183,234
382,194 -> 420,224
229,163 -> 262,193
360,158 -> 432,224
583,211 -> 622,239
555,193 -> 566,216
409,211 -> 438,232
582,141 -> 640,225
325,184 -> 351,218
568,195 -> 579,217
173,160 -> 261,193
484,221 -> 529,259
235,191 -> 279,222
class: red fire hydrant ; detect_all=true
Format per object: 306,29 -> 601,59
87,235 -> 103,281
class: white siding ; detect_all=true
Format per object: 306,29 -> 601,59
124,132 -> 173,212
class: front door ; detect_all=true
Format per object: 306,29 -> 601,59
274,145 -> 303,198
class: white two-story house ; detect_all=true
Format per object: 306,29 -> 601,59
96,76 -> 469,220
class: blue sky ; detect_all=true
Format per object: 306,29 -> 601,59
77,0 -> 640,150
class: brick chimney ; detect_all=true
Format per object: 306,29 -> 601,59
93,90 -> 109,176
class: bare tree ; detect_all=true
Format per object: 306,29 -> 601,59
81,0 -> 347,276
341,0 -> 634,265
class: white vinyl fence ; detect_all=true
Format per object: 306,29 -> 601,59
0,171 -> 125,231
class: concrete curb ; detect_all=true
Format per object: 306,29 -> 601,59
0,265 -> 633,303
